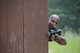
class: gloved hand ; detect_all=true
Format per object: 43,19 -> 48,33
54,34 -> 67,45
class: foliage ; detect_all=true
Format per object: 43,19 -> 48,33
48,0 -> 80,32
49,29 -> 80,53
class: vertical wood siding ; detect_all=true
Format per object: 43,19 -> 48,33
0,0 -> 48,53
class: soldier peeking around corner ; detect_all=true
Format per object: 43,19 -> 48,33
48,14 -> 67,45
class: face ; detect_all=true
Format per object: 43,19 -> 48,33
49,18 -> 59,27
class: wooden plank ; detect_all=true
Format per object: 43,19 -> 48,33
12,0 -> 24,53
0,0 -> 8,53
16,0 -> 24,53
12,0 -> 20,53
0,0 -> 48,53
6,0 -> 14,53
6,0 -> 24,53
24,0 -> 48,53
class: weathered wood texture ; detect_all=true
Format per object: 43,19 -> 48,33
0,0 -> 48,53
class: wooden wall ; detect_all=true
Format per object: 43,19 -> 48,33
0,0 -> 48,53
